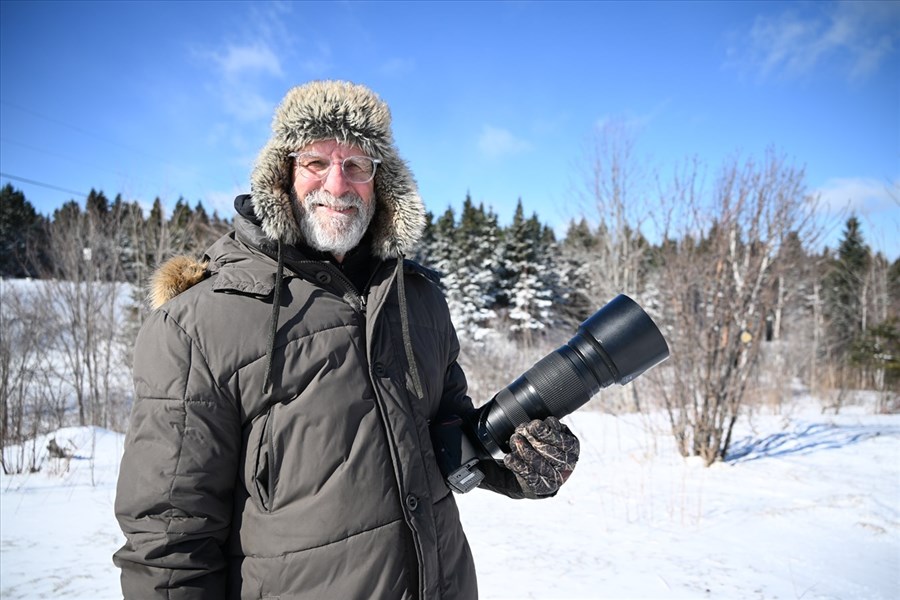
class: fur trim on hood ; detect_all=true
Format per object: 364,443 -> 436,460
148,255 -> 208,309
250,80 -> 425,260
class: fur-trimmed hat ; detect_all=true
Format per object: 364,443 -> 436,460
250,80 -> 425,259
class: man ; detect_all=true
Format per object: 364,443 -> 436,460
114,80 -> 579,599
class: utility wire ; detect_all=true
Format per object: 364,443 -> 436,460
0,172 -> 88,198
0,136 -> 120,177
0,99 -> 167,163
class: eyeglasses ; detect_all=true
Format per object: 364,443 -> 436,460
288,152 -> 382,184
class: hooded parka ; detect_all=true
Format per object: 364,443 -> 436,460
113,81 -> 524,600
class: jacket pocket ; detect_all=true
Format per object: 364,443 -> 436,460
246,409 -> 276,512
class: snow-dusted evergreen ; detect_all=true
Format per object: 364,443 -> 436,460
418,197 -> 565,341
497,200 -> 557,336
452,196 -> 502,342
556,218 -> 600,326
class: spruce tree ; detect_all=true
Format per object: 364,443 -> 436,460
823,216 -> 871,361
534,220 -> 561,325
169,197 -> 194,254
84,190 -> 118,281
500,199 -> 556,336
194,201 -> 210,227
0,184 -> 45,277
429,207 -> 458,277
429,207 -> 464,326
454,196 -> 501,341
111,197 -> 147,284
414,211 -> 436,266
146,197 -> 166,268
85,189 -> 109,219
480,206 -> 504,309
558,218 -> 598,325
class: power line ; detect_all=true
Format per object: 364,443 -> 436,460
0,172 -> 88,198
0,99 -> 167,163
0,136 -> 119,177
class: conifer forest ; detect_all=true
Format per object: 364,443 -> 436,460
1,142 -> 897,476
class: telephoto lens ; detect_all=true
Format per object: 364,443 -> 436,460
431,294 -> 670,493
471,294 -> 670,461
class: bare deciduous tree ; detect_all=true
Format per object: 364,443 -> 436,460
570,120 -> 657,412
0,281 -> 53,473
29,201 -> 132,430
573,120 -> 654,302
653,151 -> 821,464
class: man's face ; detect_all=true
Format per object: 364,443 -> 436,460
291,140 -> 377,261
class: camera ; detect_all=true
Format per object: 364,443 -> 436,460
432,294 -> 670,493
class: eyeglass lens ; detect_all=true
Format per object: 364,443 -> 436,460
294,153 -> 377,183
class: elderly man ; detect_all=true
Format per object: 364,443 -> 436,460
114,80 -> 579,599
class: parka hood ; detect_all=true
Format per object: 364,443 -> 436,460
148,255 -> 209,310
250,80 -> 425,260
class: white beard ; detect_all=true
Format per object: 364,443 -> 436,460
294,188 -> 375,257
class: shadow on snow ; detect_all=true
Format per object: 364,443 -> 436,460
726,421 -> 900,464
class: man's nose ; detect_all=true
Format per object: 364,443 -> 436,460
322,162 -> 351,197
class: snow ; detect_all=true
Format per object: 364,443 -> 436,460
2,401 -> 898,600
1,428 -> 125,599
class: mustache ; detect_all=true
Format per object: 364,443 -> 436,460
303,189 -> 364,211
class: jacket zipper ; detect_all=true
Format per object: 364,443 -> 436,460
289,259 -> 368,313
358,264 -> 429,598
289,257 -> 428,596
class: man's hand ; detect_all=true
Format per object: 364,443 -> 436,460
503,416 -> 580,497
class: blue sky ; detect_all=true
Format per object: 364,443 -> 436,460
1,1 -> 898,258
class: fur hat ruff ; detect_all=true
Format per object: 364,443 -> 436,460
250,80 -> 425,259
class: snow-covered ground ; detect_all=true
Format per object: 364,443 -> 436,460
1,427 -> 125,599
2,400 -> 898,599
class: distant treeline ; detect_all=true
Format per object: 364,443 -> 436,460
1,144 -> 897,473
0,184 -> 232,283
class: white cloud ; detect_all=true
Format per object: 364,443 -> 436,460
595,100 -> 669,134
815,177 -> 900,259
728,2 -> 900,81
477,125 -> 532,159
191,40 -> 284,122
212,43 -> 284,79
220,90 -> 274,123
815,176 -> 899,214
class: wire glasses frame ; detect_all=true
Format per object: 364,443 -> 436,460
288,152 -> 382,184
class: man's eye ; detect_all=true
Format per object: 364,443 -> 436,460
345,159 -> 372,175
301,159 -> 330,171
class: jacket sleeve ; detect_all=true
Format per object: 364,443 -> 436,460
437,324 -> 529,499
114,308 -> 241,599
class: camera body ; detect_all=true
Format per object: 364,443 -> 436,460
432,294 -> 670,494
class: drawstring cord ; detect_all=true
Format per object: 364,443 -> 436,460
262,239 -> 285,394
394,255 -> 424,401
261,244 -> 421,402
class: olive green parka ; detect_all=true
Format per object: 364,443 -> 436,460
113,81 -> 524,600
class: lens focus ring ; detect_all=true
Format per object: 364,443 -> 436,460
523,349 -> 591,418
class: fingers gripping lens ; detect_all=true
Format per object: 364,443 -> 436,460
476,295 -> 670,460
431,294 -> 671,494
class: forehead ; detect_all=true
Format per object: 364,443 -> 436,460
300,139 -> 366,157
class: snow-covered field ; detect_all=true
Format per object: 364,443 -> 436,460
2,400 -> 898,600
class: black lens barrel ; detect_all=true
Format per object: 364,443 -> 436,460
475,295 -> 669,459
579,294 -> 670,385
